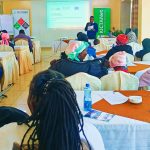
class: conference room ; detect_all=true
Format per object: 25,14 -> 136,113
0,0 -> 150,150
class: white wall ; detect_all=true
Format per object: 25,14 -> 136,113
139,0 -> 150,40
31,0 -> 86,47
120,0 -> 131,33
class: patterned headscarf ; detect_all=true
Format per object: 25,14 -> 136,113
65,41 -> 89,61
1,33 -> 9,45
127,31 -> 137,43
109,51 -> 127,68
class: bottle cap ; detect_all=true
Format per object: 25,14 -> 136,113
86,83 -> 90,87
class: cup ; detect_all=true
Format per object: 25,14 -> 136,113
129,96 -> 142,104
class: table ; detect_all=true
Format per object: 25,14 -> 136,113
14,46 -> 32,75
99,37 -> 116,50
76,91 -> 150,150
53,38 -> 68,53
128,63 -> 150,74
32,40 -> 41,63
96,50 -> 108,56
0,52 -> 19,91
62,39 -> 74,44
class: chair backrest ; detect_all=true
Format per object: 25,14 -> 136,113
138,69 -> 150,88
126,53 -> 134,62
127,42 -> 143,55
66,72 -> 101,91
0,45 -> 13,52
15,38 -> 29,46
143,52 -> 150,61
101,71 -> 139,90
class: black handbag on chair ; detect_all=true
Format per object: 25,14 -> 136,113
0,106 -> 29,127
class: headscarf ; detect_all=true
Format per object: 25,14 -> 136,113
139,69 -> 150,87
1,33 -> 9,45
142,38 -> 150,50
109,51 -> 127,68
116,34 -> 128,45
65,41 -> 89,61
127,31 -> 137,43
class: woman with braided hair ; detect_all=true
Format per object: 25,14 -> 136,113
0,69 -> 105,150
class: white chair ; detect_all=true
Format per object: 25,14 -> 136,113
66,72 -> 101,91
136,69 -> 150,90
101,71 -> 139,90
0,45 -> 13,52
126,53 -> 134,62
127,42 -> 143,55
15,38 -> 29,46
143,52 -> 150,61
80,122 -> 105,150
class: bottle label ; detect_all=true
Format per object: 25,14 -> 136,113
84,100 -> 92,111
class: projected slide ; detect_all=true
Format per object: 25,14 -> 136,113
47,0 -> 90,29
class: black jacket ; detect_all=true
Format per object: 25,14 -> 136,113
50,58 -> 108,78
105,45 -> 133,60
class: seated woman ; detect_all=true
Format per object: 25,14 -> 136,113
0,70 -> 105,150
0,31 -> 14,50
50,41 -> 108,78
126,29 -> 143,55
135,38 -> 150,60
86,39 -> 101,59
105,34 -> 133,60
109,51 -> 128,73
126,28 -> 137,43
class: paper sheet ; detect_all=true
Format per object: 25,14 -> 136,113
99,91 -> 128,105
88,25 -> 94,30
127,62 -> 136,66
84,109 -> 115,122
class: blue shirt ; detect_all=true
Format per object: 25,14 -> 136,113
85,22 -> 98,39
87,46 -> 96,58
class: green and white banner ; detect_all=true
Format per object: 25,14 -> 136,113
94,8 -> 111,37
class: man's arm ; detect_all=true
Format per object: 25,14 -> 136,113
28,38 -> 33,52
94,23 -> 98,33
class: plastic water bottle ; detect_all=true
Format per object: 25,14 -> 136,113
84,83 -> 92,111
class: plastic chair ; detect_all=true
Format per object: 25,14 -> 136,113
66,72 -> 101,91
14,38 -> 29,46
143,52 -> 150,61
137,69 -> 150,90
101,71 -> 139,90
15,38 -> 34,64
127,53 -> 134,62
80,122 -> 105,150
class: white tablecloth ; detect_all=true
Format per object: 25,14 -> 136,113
99,38 -> 116,50
76,91 -> 150,150
0,52 -> 19,90
32,40 -> 41,63
14,46 -> 32,75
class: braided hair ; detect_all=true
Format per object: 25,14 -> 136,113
20,69 -> 91,150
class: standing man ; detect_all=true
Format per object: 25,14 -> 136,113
85,16 -> 98,39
